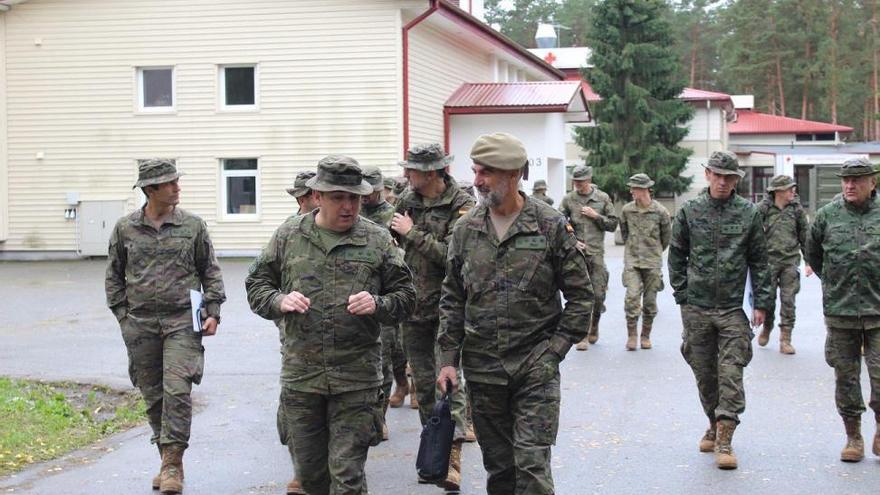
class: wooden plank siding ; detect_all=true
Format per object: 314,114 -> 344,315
1,0 -> 404,253
406,21 -> 492,147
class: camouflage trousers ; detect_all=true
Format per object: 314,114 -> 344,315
280,386 -> 383,495
379,324 -> 398,412
679,305 -> 753,423
402,319 -> 468,440
825,324 -> 880,419
120,311 -> 204,448
466,349 -> 560,495
586,253 -> 608,318
766,263 -> 801,330
622,266 -> 664,322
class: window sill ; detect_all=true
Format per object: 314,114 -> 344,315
219,214 -> 261,223
218,105 -> 259,113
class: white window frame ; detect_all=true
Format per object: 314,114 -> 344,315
136,66 -> 176,113
219,158 -> 260,222
218,64 -> 259,112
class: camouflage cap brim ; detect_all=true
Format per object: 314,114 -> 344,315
133,171 -> 183,189
286,186 -> 312,198
766,183 -> 797,192
627,179 -> 655,188
835,168 -> 879,177
396,156 -> 452,171
703,164 -> 745,178
305,175 -> 374,195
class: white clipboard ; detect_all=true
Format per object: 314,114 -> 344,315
190,289 -> 203,333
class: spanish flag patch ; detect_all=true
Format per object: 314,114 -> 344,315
458,207 -> 471,216
565,223 -> 574,233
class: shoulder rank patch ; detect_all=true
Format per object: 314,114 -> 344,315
515,235 -> 547,250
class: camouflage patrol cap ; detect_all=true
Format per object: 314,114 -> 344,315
703,151 -> 745,177
398,143 -> 452,171
285,171 -> 317,198
133,159 -> 183,189
572,165 -> 593,180
305,155 -> 373,195
361,165 -> 385,192
627,173 -> 655,189
835,157 -> 879,177
533,179 -> 548,191
383,177 -> 396,190
766,174 -> 796,192
470,133 -> 528,172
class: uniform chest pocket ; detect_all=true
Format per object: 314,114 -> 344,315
720,223 -> 743,235
164,232 -> 195,269
339,248 -> 381,294
512,235 -> 552,293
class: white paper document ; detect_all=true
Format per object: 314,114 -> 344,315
190,289 -> 203,333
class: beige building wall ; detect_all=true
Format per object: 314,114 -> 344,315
406,22 -> 493,147
678,104 -> 729,203
1,0 -> 404,253
0,14 -> 7,243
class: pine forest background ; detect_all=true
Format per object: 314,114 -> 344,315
486,0 -> 880,141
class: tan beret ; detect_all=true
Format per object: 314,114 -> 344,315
469,133 -> 528,171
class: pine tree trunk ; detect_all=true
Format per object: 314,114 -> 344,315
689,25 -> 698,87
830,4 -> 839,124
769,16 -> 786,116
869,0 -> 880,141
802,41 -> 811,120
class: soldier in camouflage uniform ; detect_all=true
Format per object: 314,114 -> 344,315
437,132 -> 593,495
382,176 -> 399,206
281,170 -> 321,494
360,166 -> 408,437
393,143 -> 474,490
619,173 -> 671,351
286,171 -> 318,215
105,159 -> 226,494
806,157 -> 880,463
559,165 -> 618,349
531,179 -> 554,205
246,156 -> 415,495
756,174 -> 811,355
668,151 -> 771,470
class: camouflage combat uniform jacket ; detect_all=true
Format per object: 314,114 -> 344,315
532,192 -> 554,206
395,177 -> 474,323
758,197 -> 809,267
668,189 -> 772,310
438,195 -> 594,385
361,200 -> 395,228
559,186 -> 618,255
245,212 -> 415,394
806,195 -> 880,321
620,199 -> 672,270
105,207 -> 226,321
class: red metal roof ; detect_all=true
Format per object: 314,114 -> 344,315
445,81 -> 585,111
567,75 -> 732,103
730,110 -> 854,135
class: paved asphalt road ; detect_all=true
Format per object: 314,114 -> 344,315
1,242 -> 878,494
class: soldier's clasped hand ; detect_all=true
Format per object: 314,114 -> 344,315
436,366 -> 458,394
390,211 -> 414,236
347,291 -> 376,315
280,291 -> 311,313
201,316 -> 219,336
580,206 -> 600,219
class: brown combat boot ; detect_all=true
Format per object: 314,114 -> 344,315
441,440 -> 462,491
757,322 -> 772,347
779,326 -> 796,355
873,419 -> 880,456
152,445 -> 162,490
464,421 -> 477,442
159,445 -> 185,494
699,420 -> 717,453
575,336 -> 590,351
715,420 -> 738,469
588,314 -> 600,344
625,320 -> 638,351
640,319 -> 653,349
286,476 -> 306,495
388,368 -> 409,408
408,368 -> 419,409
841,416 -> 865,462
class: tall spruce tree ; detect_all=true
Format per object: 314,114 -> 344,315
576,0 -> 694,200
